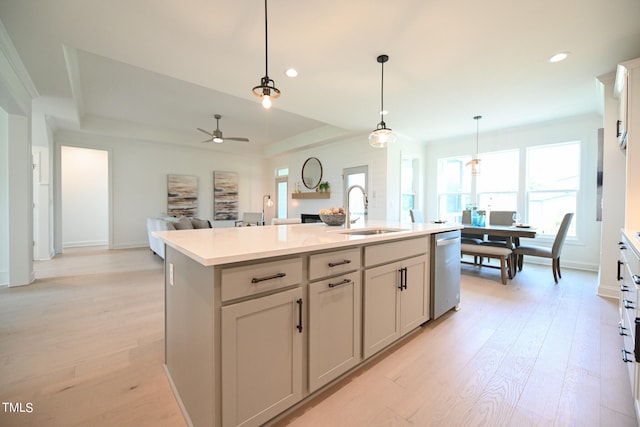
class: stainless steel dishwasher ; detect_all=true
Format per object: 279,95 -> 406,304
430,229 -> 461,319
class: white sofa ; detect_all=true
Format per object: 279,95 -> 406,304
147,216 -> 211,259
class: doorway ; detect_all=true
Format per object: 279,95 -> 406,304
343,166 -> 368,222
60,146 -> 109,249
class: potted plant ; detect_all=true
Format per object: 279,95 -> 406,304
317,181 -> 330,192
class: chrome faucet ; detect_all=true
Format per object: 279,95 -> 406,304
345,185 -> 368,229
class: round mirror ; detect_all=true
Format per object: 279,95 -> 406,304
301,157 -> 323,189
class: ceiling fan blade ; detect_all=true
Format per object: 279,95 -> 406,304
225,137 -> 250,142
200,137 -> 214,143
197,127 -> 214,136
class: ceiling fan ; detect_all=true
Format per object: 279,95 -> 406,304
197,114 -> 250,144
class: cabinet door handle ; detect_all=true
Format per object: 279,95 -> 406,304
251,272 -> 286,283
618,260 -> 624,281
633,274 -> 640,285
619,324 -> 629,336
617,120 -> 623,138
397,268 -> 404,291
296,298 -> 303,333
621,285 -> 630,292
328,278 -> 352,288
624,299 -> 635,310
622,349 -> 634,363
328,259 -> 351,267
398,267 -> 408,291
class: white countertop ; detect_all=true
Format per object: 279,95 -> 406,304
154,220 -> 462,266
623,229 -> 640,254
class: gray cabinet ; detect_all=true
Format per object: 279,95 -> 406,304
221,286 -> 304,427
308,270 -> 361,392
363,253 -> 428,359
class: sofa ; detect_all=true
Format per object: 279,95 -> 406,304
147,216 -> 212,259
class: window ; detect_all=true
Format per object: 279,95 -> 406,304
400,157 -> 418,222
436,142 -> 580,238
526,142 -> 579,236
437,156 -> 471,222
275,168 -> 288,219
476,150 -> 519,211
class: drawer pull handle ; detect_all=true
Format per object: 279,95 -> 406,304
633,274 -> 640,285
251,272 -> 286,283
624,299 -> 635,310
619,324 -> 629,336
328,259 -> 352,267
621,285 -> 630,292
328,278 -> 352,288
622,349 -> 634,363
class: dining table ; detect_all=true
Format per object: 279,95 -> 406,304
461,224 -> 537,278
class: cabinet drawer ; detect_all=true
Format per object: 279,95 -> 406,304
309,248 -> 361,281
364,236 -> 428,267
221,257 -> 302,302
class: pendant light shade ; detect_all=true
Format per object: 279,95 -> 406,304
369,54 -> 396,148
467,115 -> 482,175
252,0 -> 280,109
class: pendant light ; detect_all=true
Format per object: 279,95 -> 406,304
368,54 -> 396,148
252,0 -> 280,109
467,115 -> 482,175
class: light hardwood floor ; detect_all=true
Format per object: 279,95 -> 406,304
0,247 -> 637,427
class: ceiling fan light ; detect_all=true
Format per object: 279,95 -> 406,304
213,137 -> 223,143
369,126 -> 396,148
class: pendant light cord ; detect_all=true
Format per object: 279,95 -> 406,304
474,115 -> 482,157
264,0 -> 269,78
380,59 -> 384,122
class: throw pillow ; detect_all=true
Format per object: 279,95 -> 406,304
191,218 -> 211,229
174,217 -> 194,230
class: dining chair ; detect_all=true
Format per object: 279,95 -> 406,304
513,212 -> 574,283
234,212 -> 262,227
481,211 -> 516,248
461,210 -> 483,245
409,209 -> 424,223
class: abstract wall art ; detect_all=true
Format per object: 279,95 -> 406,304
167,174 -> 198,217
213,171 -> 239,221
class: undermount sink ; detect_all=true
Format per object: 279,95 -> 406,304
340,228 -> 406,236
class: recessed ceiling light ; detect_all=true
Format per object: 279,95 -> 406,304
285,68 -> 298,77
549,52 -> 569,63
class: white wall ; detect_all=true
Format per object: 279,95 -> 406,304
267,134 -> 427,223
425,114 -> 603,272
55,130 -> 269,250
61,146 -> 109,248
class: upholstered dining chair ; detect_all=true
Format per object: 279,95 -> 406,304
481,211 -> 516,248
461,210 -> 483,245
409,209 -> 424,223
513,212 -> 574,283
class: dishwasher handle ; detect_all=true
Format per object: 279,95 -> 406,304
436,236 -> 460,247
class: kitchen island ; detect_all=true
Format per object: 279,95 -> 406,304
154,220 -> 462,427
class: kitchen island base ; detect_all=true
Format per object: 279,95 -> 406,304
157,222 -> 462,427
